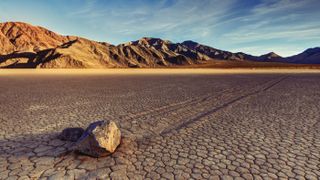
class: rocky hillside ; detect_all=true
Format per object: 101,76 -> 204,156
0,22 -> 73,54
0,22 -> 319,68
181,41 -> 288,63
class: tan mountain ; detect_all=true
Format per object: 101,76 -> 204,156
0,22 -> 210,68
0,22 -> 319,68
0,22 -> 72,54
0,22 -> 118,68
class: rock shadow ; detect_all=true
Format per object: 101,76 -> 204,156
0,39 -> 78,68
0,132 -> 72,159
0,131 -> 137,160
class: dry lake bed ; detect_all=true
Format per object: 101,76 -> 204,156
0,69 -> 320,180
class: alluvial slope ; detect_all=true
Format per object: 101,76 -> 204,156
0,21 -> 319,68
39,38 -> 119,68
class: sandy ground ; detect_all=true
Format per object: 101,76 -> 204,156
0,69 -> 320,179
1,68 -> 320,75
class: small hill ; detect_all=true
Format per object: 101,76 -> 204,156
256,52 -> 282,62
284,48 -> 320,64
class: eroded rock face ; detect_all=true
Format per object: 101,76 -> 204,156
75,120 -> 121,157
58,127 -> 85,142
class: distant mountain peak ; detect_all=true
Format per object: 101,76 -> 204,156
130,37 -> 172,48
267,52 -> 279,56
139,37 -> 160,41
181,40 -> 200,48
143,37 -> 172,43
263,52 -> 281,58
303,47 -> 320,54
182,40 -> 198,45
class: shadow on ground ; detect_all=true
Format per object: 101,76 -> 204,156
0,131 -> 136,159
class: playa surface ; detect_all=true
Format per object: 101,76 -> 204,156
0,69 -> 319,179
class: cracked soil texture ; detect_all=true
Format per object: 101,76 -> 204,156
0,72 -> 320,180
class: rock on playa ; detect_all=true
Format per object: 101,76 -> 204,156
75,120 -> 121,157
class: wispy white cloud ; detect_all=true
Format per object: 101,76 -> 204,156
66,0 -> 236,42
224,24 -> 320,42
251,0 -> 313,15
1,0 -> 318,56
218,0 -> 320,56
68,0 -> 98,17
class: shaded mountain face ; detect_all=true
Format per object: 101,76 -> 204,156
0,22 -> 318,68
181,40 -> 240,60
283,48 -> 320,64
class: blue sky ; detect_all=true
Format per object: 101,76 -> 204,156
0,0 -> 319,56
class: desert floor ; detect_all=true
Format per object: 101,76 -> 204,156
0,69 -> 320,180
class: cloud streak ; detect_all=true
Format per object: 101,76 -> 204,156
66,0 -> 236,39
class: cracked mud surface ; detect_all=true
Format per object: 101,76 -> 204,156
0,73 -> 320,179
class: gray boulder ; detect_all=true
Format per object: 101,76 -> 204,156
75,120 -> 121,157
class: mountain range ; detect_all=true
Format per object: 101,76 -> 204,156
0,22 -> 319,68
